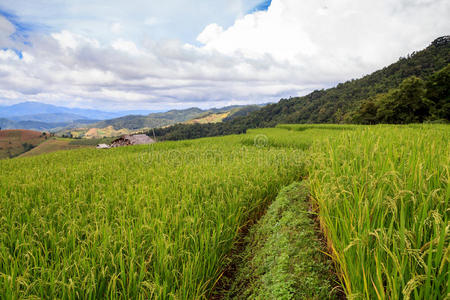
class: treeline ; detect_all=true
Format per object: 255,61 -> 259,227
149,36 -> 450,141
152,122 -> 247,141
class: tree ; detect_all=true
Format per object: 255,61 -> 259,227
376,76 -> 430,123
426,64 -> 450,120
354,100 -> 379,124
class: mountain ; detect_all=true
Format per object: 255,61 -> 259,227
0,102 -> 161,131
0,102 -> 158,122
0,118 -> 98,131
92,108 -> 204,130
89,105 -> 262,131
153,36 -> 450,140
230,36 -> 450,127
10,113 -> 91,123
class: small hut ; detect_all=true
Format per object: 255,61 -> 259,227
110,134 -> 155,148
96,143 -> 110,149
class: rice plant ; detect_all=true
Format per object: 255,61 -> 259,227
1,125 -> 447,299
308,124 -> 449,299
0,132 -> 310,299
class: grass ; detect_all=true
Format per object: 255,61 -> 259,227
0,124 -> 448,299
218,182 -> 340,299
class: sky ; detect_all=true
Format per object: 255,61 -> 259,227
0,0 -> 449,111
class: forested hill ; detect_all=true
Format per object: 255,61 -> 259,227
232,36 -> 450,127
153,36 -> 449,140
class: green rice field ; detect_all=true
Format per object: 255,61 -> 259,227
0,124 -> 448,299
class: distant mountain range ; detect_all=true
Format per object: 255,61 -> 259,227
0,118 -> 97,131
0,102 -> 160,131
0,101 -> 264,134
0,102 -> 157,120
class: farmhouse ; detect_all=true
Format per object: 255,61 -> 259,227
110,134 -> 155,147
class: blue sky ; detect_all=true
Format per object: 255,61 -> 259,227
0,1 -> 267,44
0,0 -> 449,110
249,0 -> 272,13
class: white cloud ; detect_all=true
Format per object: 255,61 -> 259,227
0,15 -> 16,47
197,23 -> 224,44
110,22 -> 123,34
112,39 -> 140,55
51,30 -> 100,50
0,0 -> 449,110
0,49 -> 20,61
197,0 -> 450,76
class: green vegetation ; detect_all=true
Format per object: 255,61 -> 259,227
153,122 -> 247,141
219,182 -> 339,299
0,124 -> 448,299
305,124 -> 449,299
349,64 -> 449,124
0,129 -> 312,299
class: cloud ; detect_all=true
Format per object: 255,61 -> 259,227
197,0 -> 450,77
0,15 -> 16,47
0,0 -> 449,110
110,22 -> 123,34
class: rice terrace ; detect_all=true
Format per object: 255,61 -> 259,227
0,1 -> 449,299
0,125 -> 448,299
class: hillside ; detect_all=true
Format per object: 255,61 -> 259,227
18,137 -> 113,158
184,112 -> 230,124
59,105 -> 262,138
92,108 -> 205,130
233,36 -> 450,126
183,106 -> 262,124
0,129 -> 47,159
153,36 -> 450,140
91,105 -> 261,130
18,138 -> 88,158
